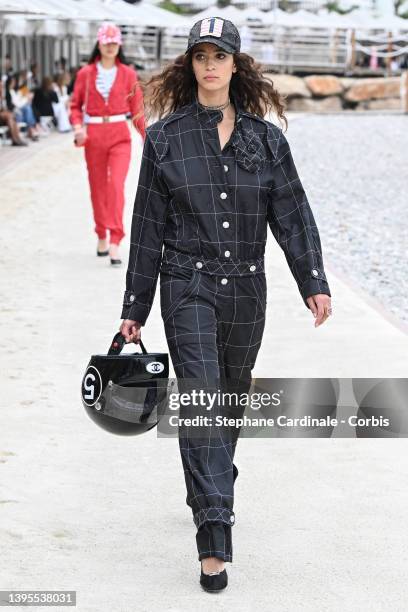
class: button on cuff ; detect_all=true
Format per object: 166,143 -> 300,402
123,290 -> 137,306
193,507 -> 236,530
310,268 -> 327,281
121,293 -> 149,325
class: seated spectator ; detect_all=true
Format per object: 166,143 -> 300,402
1,54 -> 13,89
0,81 -> 28,146
67,62 -> 87,96
5,73 -> 40,141
52,73 -> 71,132
18,70 -> 31,97
32,77 -> 58,129
28,62 -> 39,91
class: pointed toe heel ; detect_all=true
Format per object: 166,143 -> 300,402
200,567 -> 228,593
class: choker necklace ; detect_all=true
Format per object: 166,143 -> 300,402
198,97 -> 231,111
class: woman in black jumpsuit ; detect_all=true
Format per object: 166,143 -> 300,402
120,17 -> 332,591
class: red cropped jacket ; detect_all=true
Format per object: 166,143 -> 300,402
69,57 -> 146,140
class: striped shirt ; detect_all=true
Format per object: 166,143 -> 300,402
95,61 -> 117,101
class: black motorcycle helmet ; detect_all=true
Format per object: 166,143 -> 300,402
81,332 -> 170,436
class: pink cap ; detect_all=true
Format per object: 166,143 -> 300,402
97,22 -> 122,46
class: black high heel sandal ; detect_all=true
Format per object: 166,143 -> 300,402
200,562 -> 228,593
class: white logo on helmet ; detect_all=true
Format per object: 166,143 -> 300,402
200,17 -> 224,38
146,362 -> 165,374
82,365 -> 103,407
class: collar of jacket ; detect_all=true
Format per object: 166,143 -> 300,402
91,55 -> 121,67
88,56 -> 122,77
187,88 -> 281,163
146,88 -> 282,165
188,87 -> 245,127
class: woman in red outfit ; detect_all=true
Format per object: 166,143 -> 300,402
70,23 -> 146,265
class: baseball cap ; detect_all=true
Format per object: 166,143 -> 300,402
186,17 -> 241,55
97,22 -> 122,46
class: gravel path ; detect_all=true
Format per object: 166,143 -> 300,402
284,113 -> 408,324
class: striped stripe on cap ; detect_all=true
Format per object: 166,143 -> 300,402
199,18 -> 224,38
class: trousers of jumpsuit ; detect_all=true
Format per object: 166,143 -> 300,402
160,249 -> 267,562
84,121 -> 131,245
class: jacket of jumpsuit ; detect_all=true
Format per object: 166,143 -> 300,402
69,58 -> 146,245
120,88 -> 332,562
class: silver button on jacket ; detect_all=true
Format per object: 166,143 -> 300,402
122,90 -> 331,324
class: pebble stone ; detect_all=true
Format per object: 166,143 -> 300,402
285,113 -> 408,323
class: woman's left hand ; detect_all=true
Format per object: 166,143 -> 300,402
306,294 -> 332,327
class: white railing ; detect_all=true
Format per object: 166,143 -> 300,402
161,25 -> 349,71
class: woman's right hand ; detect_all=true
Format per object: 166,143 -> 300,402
120,319 -> 142,344
73,125 -> 86,146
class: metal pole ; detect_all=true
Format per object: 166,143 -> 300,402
350,29 -> 356,73
401,71 -> 408,114
386,31 -> 392,77
26,34 -> 31,69
273,0 -> 278,69
1,18 -> 5,79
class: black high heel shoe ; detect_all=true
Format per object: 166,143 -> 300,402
109,246 -> 122,266
96,240 -> 109,257
110,258 -> 122,266
200,562 -> 228,593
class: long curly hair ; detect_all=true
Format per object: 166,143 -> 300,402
136,49 -> 288,131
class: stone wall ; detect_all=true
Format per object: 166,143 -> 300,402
264,74 -> 403,111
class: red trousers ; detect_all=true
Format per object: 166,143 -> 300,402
84,121 -> 131,245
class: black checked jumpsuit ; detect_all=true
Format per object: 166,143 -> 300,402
121,88 -> 331,562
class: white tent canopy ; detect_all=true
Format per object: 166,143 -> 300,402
192,5 -> 249,25
317,8 -> 408,31
0,0 -> 408,35
108,0 -> 191,26
2,1 -> 408,35
0,0 -> 59,15
1,0 -> 190,26
3,16 -> 33,35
